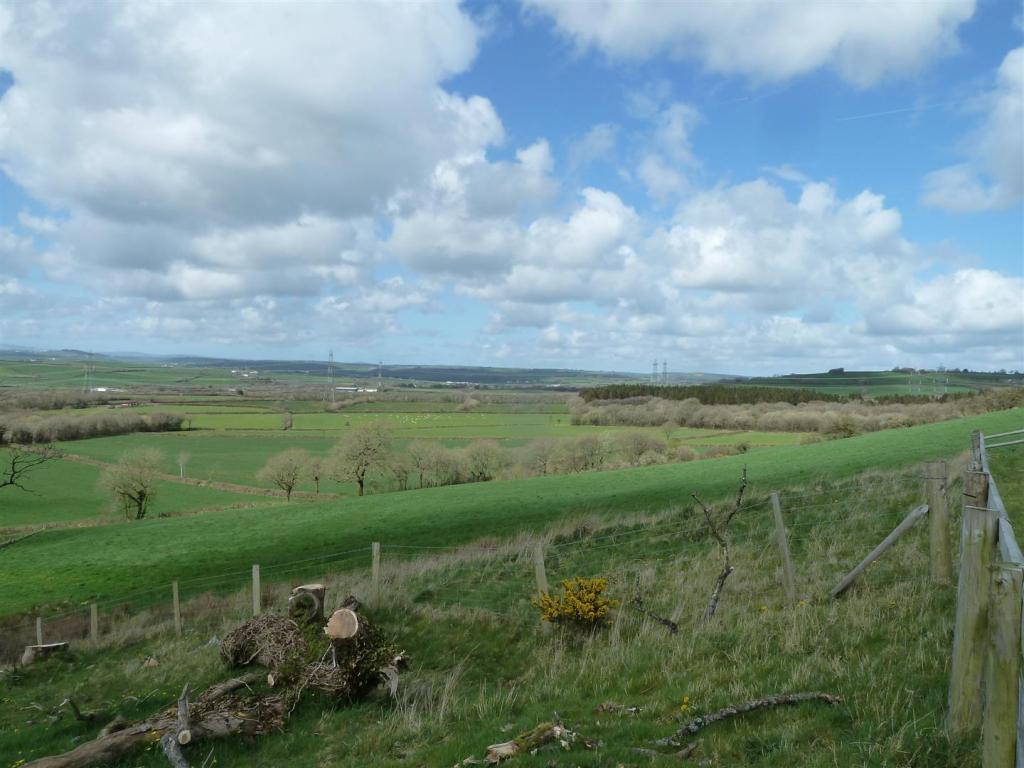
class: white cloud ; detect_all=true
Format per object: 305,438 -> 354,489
526,0 -> 975,86
922,47 -> 1024,212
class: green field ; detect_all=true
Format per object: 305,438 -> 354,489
0,443 -> 991,767
0,449 -> 273,529
0,408 -> 1018,619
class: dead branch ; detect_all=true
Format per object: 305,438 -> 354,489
160,732 -> 190,768
654,691 -> 842,747
694,467 -> 747,622
629,597 -> 678,635
175,683 -> 191,745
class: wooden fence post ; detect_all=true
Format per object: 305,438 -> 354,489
830,505 -> 929,598
982,563 -> 1023,768
947,505 -> 999,734
371,542 -> 381,610
251,565 -> 261,617
172,581 -> 182,637
770,492 -> 797,604
533,541 -> 549,596
926,461 -> 952,585
90,603 -> 98,643
35,616 -> 42,646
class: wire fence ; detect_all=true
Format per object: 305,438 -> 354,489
1,468 -> 938,663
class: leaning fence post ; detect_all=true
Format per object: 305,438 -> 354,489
90,603 -> 98,643
172,581 -> 182,637
982,563 -> 1023,768
926,461 -> 952,585
35,616 -> 42,646
371,542 -> 381,610
947,505 -> 999,735
770,492 -> 797,604
251,565 -> 261,617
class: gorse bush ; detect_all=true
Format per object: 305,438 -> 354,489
535,577 -> 619,630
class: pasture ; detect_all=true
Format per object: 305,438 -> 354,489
0,406 -> 1018,618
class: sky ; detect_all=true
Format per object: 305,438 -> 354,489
0,0 -> 1021,375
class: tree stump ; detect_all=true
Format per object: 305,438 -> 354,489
21,642 -> 69,666
325,608 -> 360,640
288,583 -> 326,624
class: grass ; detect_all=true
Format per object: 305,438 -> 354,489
0,450 -> 273,529
0,462 -> 980,766
987,441 -> 1023,528
0,407 -> 1019,619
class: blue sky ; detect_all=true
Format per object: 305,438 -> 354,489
0,0 -> 1020,374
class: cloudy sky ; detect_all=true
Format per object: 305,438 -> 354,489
0,0 -> 1021,374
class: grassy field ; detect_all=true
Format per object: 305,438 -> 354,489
0,449 -> 274,529
0,460 -> 981,766
0,407 -> 1018,619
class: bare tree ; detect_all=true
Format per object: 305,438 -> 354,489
99,448 -> 164,520
256,448 -> 309,501
1,444 -> 60,493
330,422 -> 392,496
176,450 -> 191,478
281,412 -> 293,431
308,457 -> 324,495
462,439 -> 505,482
693,468 -> 747,622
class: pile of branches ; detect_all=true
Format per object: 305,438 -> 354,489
24,589 -> 400,768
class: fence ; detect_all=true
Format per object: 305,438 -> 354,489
6,450 -> 1020,762
947,428 -> 1023,768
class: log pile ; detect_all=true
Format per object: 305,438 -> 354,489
24,588 -> 400,768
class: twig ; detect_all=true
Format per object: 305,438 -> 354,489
630,597 -> 678,635
654,691 -> 842,747
694,467 -> 747,622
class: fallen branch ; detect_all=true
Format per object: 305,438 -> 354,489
654,692 -> 842,747
629,597 -> 678,635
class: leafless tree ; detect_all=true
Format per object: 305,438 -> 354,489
98,448 -> 164,520
176,450 -> 191,478
257,448 -> 309,501
693,468 -> 747,622
281,412 -> 293,431
0,444 -> 60,493
330,422 -> 392,496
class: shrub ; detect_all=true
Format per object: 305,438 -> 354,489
535,577 -> 619,630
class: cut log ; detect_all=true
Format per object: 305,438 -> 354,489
288,583 -> 326,624
21,642 -> 69,666
324,608 -> 360,640
175,683 -> 191,746
160,732 -> 189,768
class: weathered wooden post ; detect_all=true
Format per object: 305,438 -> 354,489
770,492 -> 797,604
982,563 -> 1023,768
251,565 -> 261,617
947,505 -> 999,734
371,542 -> 381,610
35,616 -> 42,646
90,603 -> 98,643
926,461 -> 952,585
172,581 -> 182,637
533,541 -> 551,633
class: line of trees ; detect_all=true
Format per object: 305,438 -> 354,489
569,387 -> 1024,436
0,411 -> 185,445
579,384 -> 845,405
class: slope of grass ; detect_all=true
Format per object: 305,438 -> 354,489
0,408 -> 1018,618
0,466 -> 978,767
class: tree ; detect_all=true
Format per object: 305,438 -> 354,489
331,422 -> 392,496
99,448 -> 163,520
177,450 -> 191,478
257,448 -> 309,501
462,440 -> 505,483
281,412 -> 293,431
308,457 -> 324,495
1,445 -> 60,493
